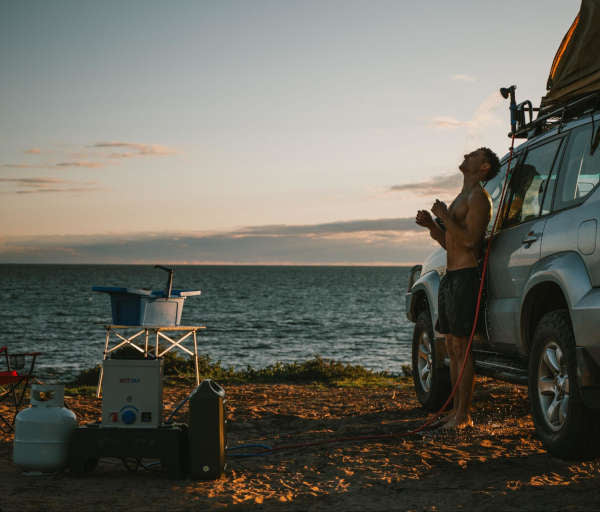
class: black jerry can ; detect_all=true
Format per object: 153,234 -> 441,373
187,379 -> 226,480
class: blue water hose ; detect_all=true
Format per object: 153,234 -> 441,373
165,389 -> 195,424
226,443 -> 272,458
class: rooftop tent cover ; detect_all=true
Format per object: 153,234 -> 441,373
542,0 -> 600,108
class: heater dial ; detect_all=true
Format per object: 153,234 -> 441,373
121,409 -> 137,425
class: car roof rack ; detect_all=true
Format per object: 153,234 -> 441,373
504,88 -> 600,140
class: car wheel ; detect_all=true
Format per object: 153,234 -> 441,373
528,310 -> 600,459
412,310 -> 451,410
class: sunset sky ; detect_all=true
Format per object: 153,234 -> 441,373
0,0 -> 581,264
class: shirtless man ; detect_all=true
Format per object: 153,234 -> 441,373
415,147 -> 500,429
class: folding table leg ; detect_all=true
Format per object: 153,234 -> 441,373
193,330 -> 200,386
97,329 -> 111,398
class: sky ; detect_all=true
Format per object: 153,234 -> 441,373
0,0 -> 582,264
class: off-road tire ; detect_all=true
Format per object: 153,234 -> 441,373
412,310 -> 451,410
528,310 -> 600,459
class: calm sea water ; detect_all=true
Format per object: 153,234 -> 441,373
0,265 -> 413,381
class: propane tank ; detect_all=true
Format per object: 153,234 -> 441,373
13,384 -> 77,472
188,379 -> 225,480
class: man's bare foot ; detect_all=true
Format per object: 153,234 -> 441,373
439,415 -> 473,430
427,409 -> 455,427
441,409 -> 456,423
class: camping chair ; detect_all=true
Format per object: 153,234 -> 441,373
0,346 -> 41,432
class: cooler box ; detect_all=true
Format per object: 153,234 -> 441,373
92,286 -> 201,326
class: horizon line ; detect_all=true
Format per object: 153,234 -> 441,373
0,261 -> 420,267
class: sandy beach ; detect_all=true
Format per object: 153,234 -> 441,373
3,377 -> 600,511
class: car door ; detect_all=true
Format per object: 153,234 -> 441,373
542,122 -> 600,286
486,136 -> 565,352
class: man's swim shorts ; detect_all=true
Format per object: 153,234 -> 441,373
436,267 -> 481,338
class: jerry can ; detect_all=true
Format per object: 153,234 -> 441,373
187,379 -> 225,480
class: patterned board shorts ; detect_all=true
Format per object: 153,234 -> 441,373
435,267 -> 481,338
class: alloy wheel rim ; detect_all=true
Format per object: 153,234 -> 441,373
537,340 -> 570,432
418,330 -> 433,393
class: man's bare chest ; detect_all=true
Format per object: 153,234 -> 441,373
449,194 -> 469,224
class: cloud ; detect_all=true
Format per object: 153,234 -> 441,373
93,141 -> 176,156
0,218 -> 436,264
234,218 -> 419,236
451,74 -> 476,83
55,161 -> 105,168
2,161 -> 107,169
0,176 -> 101,194
431,116 -> 469,129
15,187 -> 102,194
468,91 -> 503,133
2,141 -> 175,170
108,152 -> 138,159
430,91 -> 503,136
389,173 -> 461,196
0,177 -> 69,186
1,163 -> 48,169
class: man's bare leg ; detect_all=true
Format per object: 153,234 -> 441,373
441,334 -> 458,424
443,336 -> 474,429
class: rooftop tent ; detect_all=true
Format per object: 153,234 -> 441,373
541,0 -> 600,109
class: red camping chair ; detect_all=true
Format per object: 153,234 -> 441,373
0,347 -> 41,432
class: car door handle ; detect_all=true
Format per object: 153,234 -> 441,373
522,233 -> 538,245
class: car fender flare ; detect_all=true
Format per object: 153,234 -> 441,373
409,270 -> 440,334
521,251 -> 591,348
522,251 -> 591,310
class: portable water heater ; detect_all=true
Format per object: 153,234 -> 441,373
101,359 -> 163,428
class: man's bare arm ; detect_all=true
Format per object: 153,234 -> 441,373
416,210 -> 446,249
429,222 -> 446,249
432,191 -> 491,249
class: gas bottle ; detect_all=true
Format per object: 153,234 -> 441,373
187,379 -> 225,480
13,384 -> 77,472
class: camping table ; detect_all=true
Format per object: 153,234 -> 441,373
96,325 -> 206,397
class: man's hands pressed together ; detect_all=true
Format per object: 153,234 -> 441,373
415,204 -> 447,250
431,199 -> 449,222
415,199 -> 448,230
415,209 -> 435,229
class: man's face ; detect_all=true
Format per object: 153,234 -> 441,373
459,149 -> 489,179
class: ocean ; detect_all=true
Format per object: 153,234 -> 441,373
0,265 -> 414,381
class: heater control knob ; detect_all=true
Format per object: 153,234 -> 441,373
122,409 -> 136,425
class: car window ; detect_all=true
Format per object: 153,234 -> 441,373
501,138 -> 562,229
555,123 -> 600,210
484,161 -> 509,234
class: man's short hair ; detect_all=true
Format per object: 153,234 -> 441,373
479,147 -> 501,181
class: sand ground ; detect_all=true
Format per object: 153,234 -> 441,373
2,377 -> 600,511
